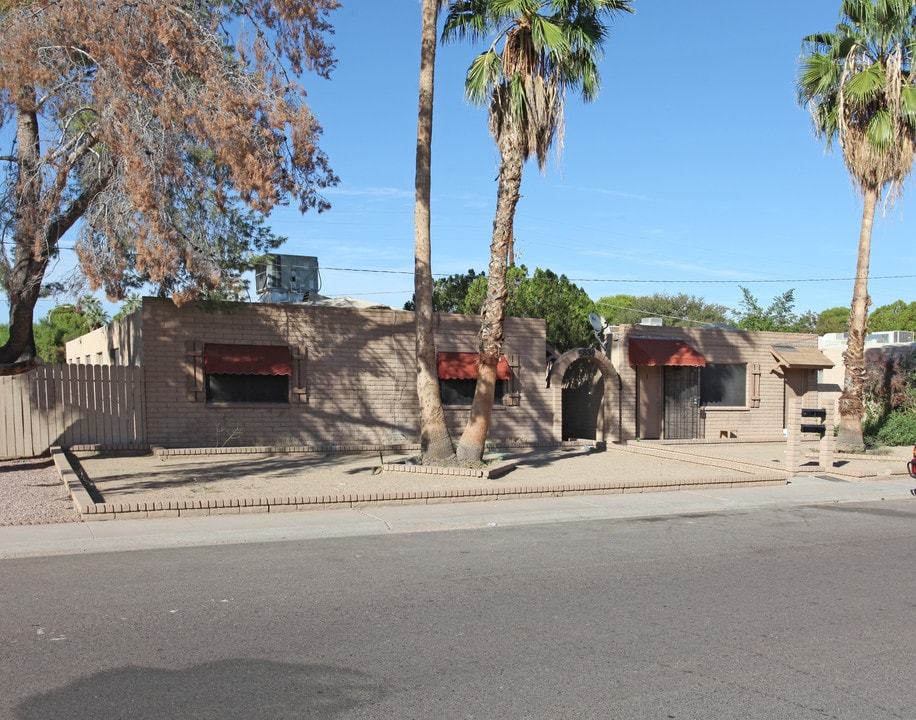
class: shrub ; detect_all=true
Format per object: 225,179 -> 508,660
865,409 -> 916,447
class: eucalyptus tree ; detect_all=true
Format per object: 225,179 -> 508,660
798,0 -> 916,449
414,0 -> 455,462
442,0 -> 633,462
0,0 -> 339,374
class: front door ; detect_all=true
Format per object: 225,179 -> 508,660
664,366 -> 700,440
637,366 -> 663,439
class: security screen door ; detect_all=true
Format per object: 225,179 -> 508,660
664,366 -> 700,440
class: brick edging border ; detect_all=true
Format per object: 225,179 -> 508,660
52,444 -> 786,521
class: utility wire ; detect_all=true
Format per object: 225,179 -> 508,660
317,266 -> 916,284
50,247 -> 916,285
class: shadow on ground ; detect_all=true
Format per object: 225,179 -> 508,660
15,659 -> 386,719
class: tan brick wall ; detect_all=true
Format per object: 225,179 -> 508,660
605,325 -> 824,441
138,298 -> 551,448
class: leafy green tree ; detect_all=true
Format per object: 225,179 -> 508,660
593,294 -> 638,325
817,306 -> 850,335
463,266 -> 595,352
798,0 -> 916,450
869,300 -> 916,332
0,0 -> 338,374
34,304 -> 89,363
442,0 -> 633,462
595,293 -> 730,327
404,270 -> 485,313
732,287 -> 815,332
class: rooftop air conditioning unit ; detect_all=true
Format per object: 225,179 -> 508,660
255,254 -> 320,303
640,317 -> 663,326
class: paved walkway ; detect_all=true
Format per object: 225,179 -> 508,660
1,441 -> 913,558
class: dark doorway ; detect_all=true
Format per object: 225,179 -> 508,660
562,360 -> 604,440
664,366 -> 700,439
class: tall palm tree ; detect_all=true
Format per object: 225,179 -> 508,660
442,0 -> 633,462
798,0 -> 916,450
414,0 -> 455,462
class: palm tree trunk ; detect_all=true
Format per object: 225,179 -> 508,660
413,0 -> 454,462
455,134 -> 524,463
837,186 -> 876,451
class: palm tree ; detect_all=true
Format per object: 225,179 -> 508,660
442,0 -> 633,462
798,0 -> 916,450
414,0 -> 455,462
77,295 -> 109,331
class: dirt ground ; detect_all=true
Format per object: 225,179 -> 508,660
72,442 -> 913,506
2,442 -> 912,525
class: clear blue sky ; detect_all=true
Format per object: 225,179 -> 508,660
17,0 -> 916,324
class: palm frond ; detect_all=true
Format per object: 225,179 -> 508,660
465,50 -> 502,105
865,107 -> 896,147
900,83 -> 916,124
798,0 -> 916,193
844,61 -> 887,102
449,0 -> 632,167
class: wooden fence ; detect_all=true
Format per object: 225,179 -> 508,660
0,364 -> 146,459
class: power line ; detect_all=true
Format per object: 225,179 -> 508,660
318,266 -> 916,284
50,250 -> 916,285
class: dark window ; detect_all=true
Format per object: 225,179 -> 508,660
700,363 -> 747,407
440,378 -> 507,406
204,343 -> 291,404
206,373 -> 289,403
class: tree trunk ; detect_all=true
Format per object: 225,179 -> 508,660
413,0 -> 454,463
455,134 -> 523,463
0,99 -> 45,371
1,88 -> 112,375
837,186 -> 876,451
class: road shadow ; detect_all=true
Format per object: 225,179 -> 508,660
15,659 -> 386,719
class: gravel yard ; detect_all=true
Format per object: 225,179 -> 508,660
0,458 -> 81,526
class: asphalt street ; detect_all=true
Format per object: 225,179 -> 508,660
3,496 -> 916,719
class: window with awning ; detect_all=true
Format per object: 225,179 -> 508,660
437,352 -> 512,406
204,343 -> 292,376
437,352 -> 511,380
628,338 -> 706,367
204,343 -> 291,403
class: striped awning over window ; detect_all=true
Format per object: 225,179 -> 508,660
628,338 -> 706,367
437,352 -> 511,381
204,343 -> 292,375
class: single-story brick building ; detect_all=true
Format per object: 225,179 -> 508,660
66,299 -> 834,449
66,297 -> 551,448
550,323 -> 834,444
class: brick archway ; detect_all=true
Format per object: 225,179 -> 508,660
549,348 -> 620,444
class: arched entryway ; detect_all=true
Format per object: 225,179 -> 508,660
549,348 -> 620,444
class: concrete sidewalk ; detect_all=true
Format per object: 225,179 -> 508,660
2,471 -> 914,559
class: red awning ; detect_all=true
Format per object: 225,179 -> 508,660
204,343 -> 292,375
437,352 -> 511,381
628,338 -> 706,367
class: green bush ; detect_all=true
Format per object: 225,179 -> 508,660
865,410 -> 916,448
